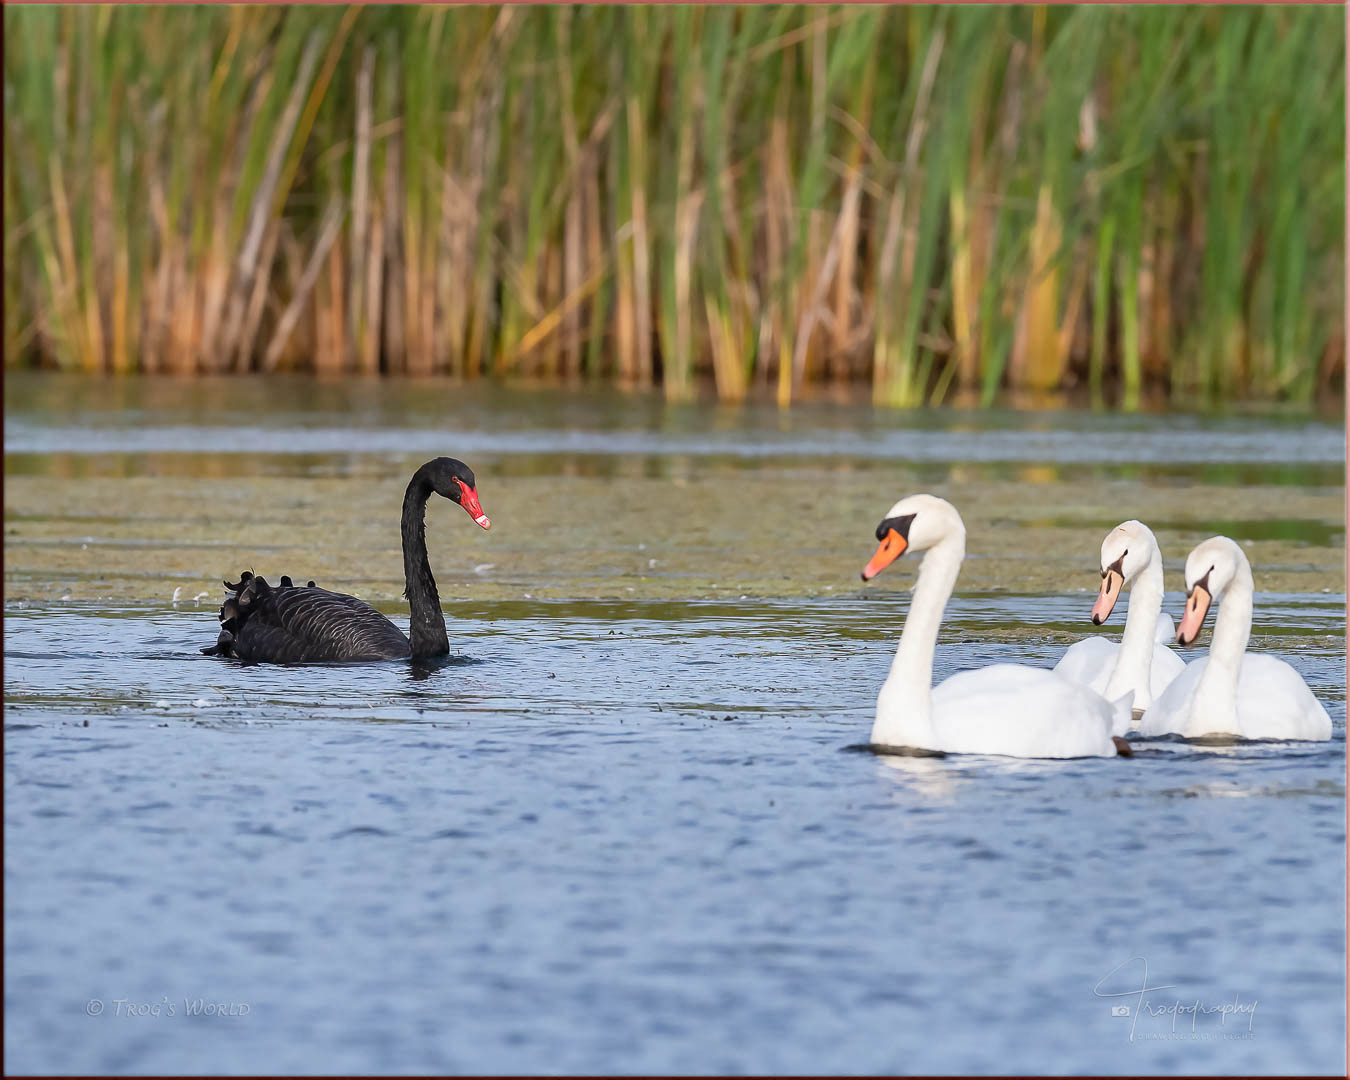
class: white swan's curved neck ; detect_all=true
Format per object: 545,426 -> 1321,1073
1194,567 -> 1253,711
1105,548 -> 1164,699
872,532 -> 964,746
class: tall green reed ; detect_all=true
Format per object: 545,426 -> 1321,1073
3,4 -> 1342,408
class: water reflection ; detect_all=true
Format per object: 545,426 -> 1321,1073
872,753 -> 964,802
6,451 -> 1346,490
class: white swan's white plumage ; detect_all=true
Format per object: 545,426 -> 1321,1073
863,494 -> 1131,759
1140,655 -> 1330,741
1137,536 -> 1332,741
1052,520 -> 1185,728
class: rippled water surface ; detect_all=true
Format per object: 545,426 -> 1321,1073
4,375 -> 1346,1075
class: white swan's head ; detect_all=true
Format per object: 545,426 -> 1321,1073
1090,519 -> 1160,624
861,494 -> 965,581
1176,536 -> 1247,645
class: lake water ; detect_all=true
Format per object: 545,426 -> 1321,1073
4,375 -> 1346,1075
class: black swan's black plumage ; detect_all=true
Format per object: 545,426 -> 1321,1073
202,458 -> 490,664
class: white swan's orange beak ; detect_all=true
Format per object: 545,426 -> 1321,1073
1091,569 -> 1123,624
862,529 -> 907,581
1176,584 -> 1211,645
455,479 -> 492,530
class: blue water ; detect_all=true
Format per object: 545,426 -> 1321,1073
4,593 -> 1344,1075
4,376 -> 1345,1074
5,372 -> 1346,472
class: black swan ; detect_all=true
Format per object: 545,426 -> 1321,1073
202,457 -> 490,664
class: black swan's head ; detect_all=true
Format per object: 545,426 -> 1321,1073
422,458 -> 491,530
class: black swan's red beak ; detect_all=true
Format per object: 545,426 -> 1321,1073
455,479 -> 491,529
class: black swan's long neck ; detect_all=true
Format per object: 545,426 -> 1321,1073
402,474 -> 449,658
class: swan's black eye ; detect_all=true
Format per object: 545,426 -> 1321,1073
875,512 -> 916,542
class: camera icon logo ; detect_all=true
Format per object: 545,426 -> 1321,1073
1111,1005 -> 1131,1017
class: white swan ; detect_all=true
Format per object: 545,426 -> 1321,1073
1053,520 -> 1186,727
862,494 -> 1132,759
1137,536 -> 1332,741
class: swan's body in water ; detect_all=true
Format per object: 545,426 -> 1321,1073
1138,536 -> 1331,741
1053,520 -> 1185,729
202,457 -> 490,664
861,494 -> 1132,759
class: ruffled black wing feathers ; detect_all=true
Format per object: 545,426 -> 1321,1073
202,571 -> 412,663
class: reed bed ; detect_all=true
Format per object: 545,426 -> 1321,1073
4,5 -> 1344,406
